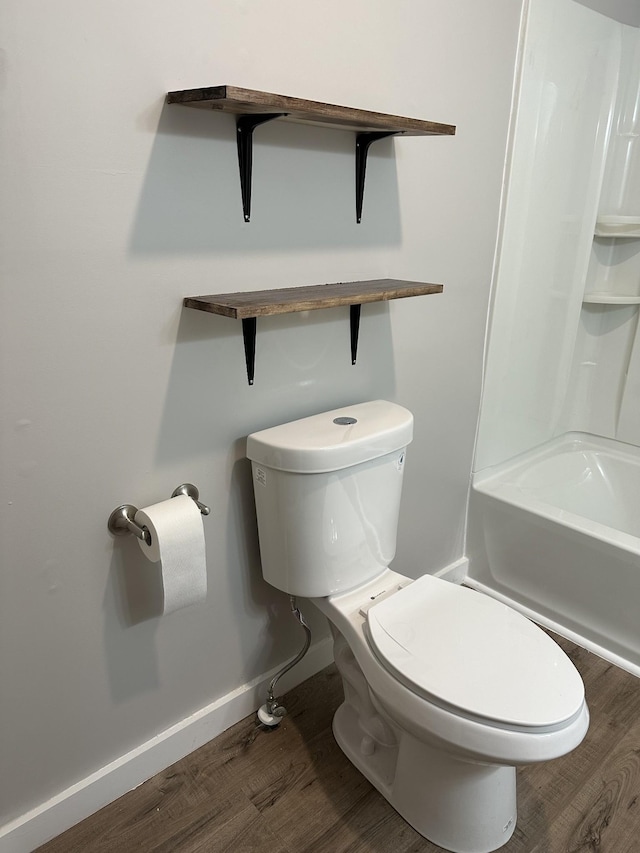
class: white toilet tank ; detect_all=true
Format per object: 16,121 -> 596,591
246,400 -> 413,597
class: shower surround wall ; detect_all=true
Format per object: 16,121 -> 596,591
474,0 -> 622,472
469,0 -> 640,673
567,28 -> 640,446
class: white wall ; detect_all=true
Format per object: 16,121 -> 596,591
0,0 -> 521,842
576,0 -> 640,25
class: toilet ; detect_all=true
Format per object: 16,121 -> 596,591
246,400 -> 589,853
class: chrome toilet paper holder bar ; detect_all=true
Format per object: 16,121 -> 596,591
107,483 -> 210,545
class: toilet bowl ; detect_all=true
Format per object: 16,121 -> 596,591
313,568 -> 588,853
247,401 -> 589,853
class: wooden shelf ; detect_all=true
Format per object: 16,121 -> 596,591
167,86 -> 456,222
184,279 -> 442,317
166,85 -> 455,136
184,278 -> 443,384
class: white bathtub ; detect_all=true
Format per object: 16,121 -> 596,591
467,432 -> 640,677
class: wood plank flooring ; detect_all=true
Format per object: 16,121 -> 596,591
36,635 -> 640,853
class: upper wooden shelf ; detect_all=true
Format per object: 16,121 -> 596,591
166,86 -> 456,137
184,279 -> 443,384
167,86 -> 456,222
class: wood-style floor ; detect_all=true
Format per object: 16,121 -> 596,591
37,635 -> 640,853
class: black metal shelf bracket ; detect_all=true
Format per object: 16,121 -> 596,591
350,304 -> 362,365
242,317 -> 257,385
237,114 -> 286,222
241,306 -> 362,385
355,131 -> 398,223
237,121 -> 399,224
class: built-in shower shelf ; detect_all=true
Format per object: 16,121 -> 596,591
184,278 -> 443,385
583,293 -> 640,305
594,216 -> 640,238
166,85 -> 456,222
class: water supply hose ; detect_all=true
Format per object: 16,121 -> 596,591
257,596 -> 311,727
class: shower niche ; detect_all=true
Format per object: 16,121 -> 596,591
584,225 -> 640,305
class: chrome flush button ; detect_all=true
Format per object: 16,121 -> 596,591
333,417 -> 357,425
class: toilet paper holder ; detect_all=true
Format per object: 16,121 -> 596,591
108,484 -> 210,545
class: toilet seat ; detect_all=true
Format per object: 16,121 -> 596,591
316,567 -> 590,766
367,575 -> 585,731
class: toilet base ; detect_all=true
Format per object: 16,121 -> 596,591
333,700 -> 517,853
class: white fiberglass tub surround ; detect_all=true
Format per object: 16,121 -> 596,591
467,433 -> 640,677
469,0 -> 640,679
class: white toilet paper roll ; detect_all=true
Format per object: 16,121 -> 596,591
134,495 -> 207,614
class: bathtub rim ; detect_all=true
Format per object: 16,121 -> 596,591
472,431 -> 640,557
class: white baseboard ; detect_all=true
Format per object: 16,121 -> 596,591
433,556 -> 469,584
0,637 -> 334,853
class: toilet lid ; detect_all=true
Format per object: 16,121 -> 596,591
367,575 -> 585,729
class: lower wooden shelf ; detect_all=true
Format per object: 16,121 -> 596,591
184,278 -> 443,384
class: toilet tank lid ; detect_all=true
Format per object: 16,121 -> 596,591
246,400 -> 413,473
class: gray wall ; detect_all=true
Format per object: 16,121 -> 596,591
576,0 -> 640,25
0,0 -> 522,830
